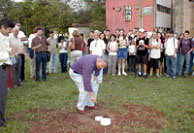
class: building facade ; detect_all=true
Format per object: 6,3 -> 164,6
106,0 -> 172,33
173,0 -> 194,36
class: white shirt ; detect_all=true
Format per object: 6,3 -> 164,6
58,42 -> 68,53
165,38 -> 178,56
28,33 -> 36,48
18,30 -> 26,39
109,41 -> 117,56
90,39 -> 106,56
0,32 -> 11,65
9,30 -> 27,45
9,34 -> 24,55
128,44 -> 136,55
150,39 -> 161,59
118,37 -> 127,48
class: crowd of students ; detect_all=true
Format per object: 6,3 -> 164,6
29,25 -> 194,80
84,28 -> 194,79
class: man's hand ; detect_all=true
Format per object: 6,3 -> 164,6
32,44 -> 41,50
94,76 -> 98,83
89,92 -> 97,104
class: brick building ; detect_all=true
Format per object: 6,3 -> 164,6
106,0 -> 173,33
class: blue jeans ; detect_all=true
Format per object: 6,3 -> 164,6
49,54 -> 58,73
36,52 -> 47,81
166,55 -> 177,76
59,53 -> 68,73
178,53 -> 190,76
189,52 -> 194,73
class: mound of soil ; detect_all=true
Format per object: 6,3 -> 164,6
13,104 -> 165,132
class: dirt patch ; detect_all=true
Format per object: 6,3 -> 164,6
13,104 -> 165,132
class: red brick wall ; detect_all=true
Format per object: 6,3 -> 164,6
106,0 -> 155,34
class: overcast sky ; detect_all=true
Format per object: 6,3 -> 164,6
14,0 -> 24,2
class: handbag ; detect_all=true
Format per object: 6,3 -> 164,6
46,51 -> 51,62
29,49 -> 34,59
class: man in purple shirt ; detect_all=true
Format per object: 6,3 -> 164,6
178,30 -> 194,77
69,55 -> 107,114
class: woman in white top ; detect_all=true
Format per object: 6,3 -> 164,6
58,36 -> 68,73
117,29 -> 128,76
149,32 -> 161,78
107,34 -> 118,76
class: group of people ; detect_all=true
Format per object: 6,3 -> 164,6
27,24 -> 194,82
85,28 -> 194,79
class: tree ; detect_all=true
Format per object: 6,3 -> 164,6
83,0 -> 106,31
8,0 -> 73,36
0,0 -> 13,17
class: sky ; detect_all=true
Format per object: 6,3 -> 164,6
14,0 -> 24,2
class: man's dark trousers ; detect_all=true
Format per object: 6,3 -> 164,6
35,52 -> 47,81
0,65 -> 8,126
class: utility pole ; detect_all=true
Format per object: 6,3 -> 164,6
139,0 -> 143,28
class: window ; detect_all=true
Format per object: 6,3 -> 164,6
124,5 -> 132,21
157,5 -> 171,14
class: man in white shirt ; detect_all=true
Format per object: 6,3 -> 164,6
9,26 -> 24,86
165,30 -> 178,78
90,30 -> 106,56
90,30 -> 106,96
28,28 -> 38,78
0,18 -> 15,127
13,22 -> 27,81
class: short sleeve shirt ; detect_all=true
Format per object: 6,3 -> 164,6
136,37 -> 149,56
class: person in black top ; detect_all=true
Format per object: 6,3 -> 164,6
136,29 -> 149,77
127,30 -> 133,71
87,31 -> 94,54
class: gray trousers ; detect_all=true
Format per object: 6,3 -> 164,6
108,55 -> 117,75
15,55 -> 22,85
11,55 -> 22,86
0,65 -> 8,125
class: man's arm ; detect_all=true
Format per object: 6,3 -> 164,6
82,67 -> 97,103
188,39 -> 194,54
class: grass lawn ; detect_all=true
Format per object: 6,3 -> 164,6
0,59 -> 194,132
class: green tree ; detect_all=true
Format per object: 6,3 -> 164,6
8,0 -> 73,36
83,0 -> 106,31
0,0 -> 13,17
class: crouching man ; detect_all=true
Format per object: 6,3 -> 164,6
69,55 -> 107,114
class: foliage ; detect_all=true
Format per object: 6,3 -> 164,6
83,0 -> 106,31
7,0 -> 73,36
1,0 -> 106,35
0,0 -> 13,17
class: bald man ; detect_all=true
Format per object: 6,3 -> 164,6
69,55 -> 107,114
